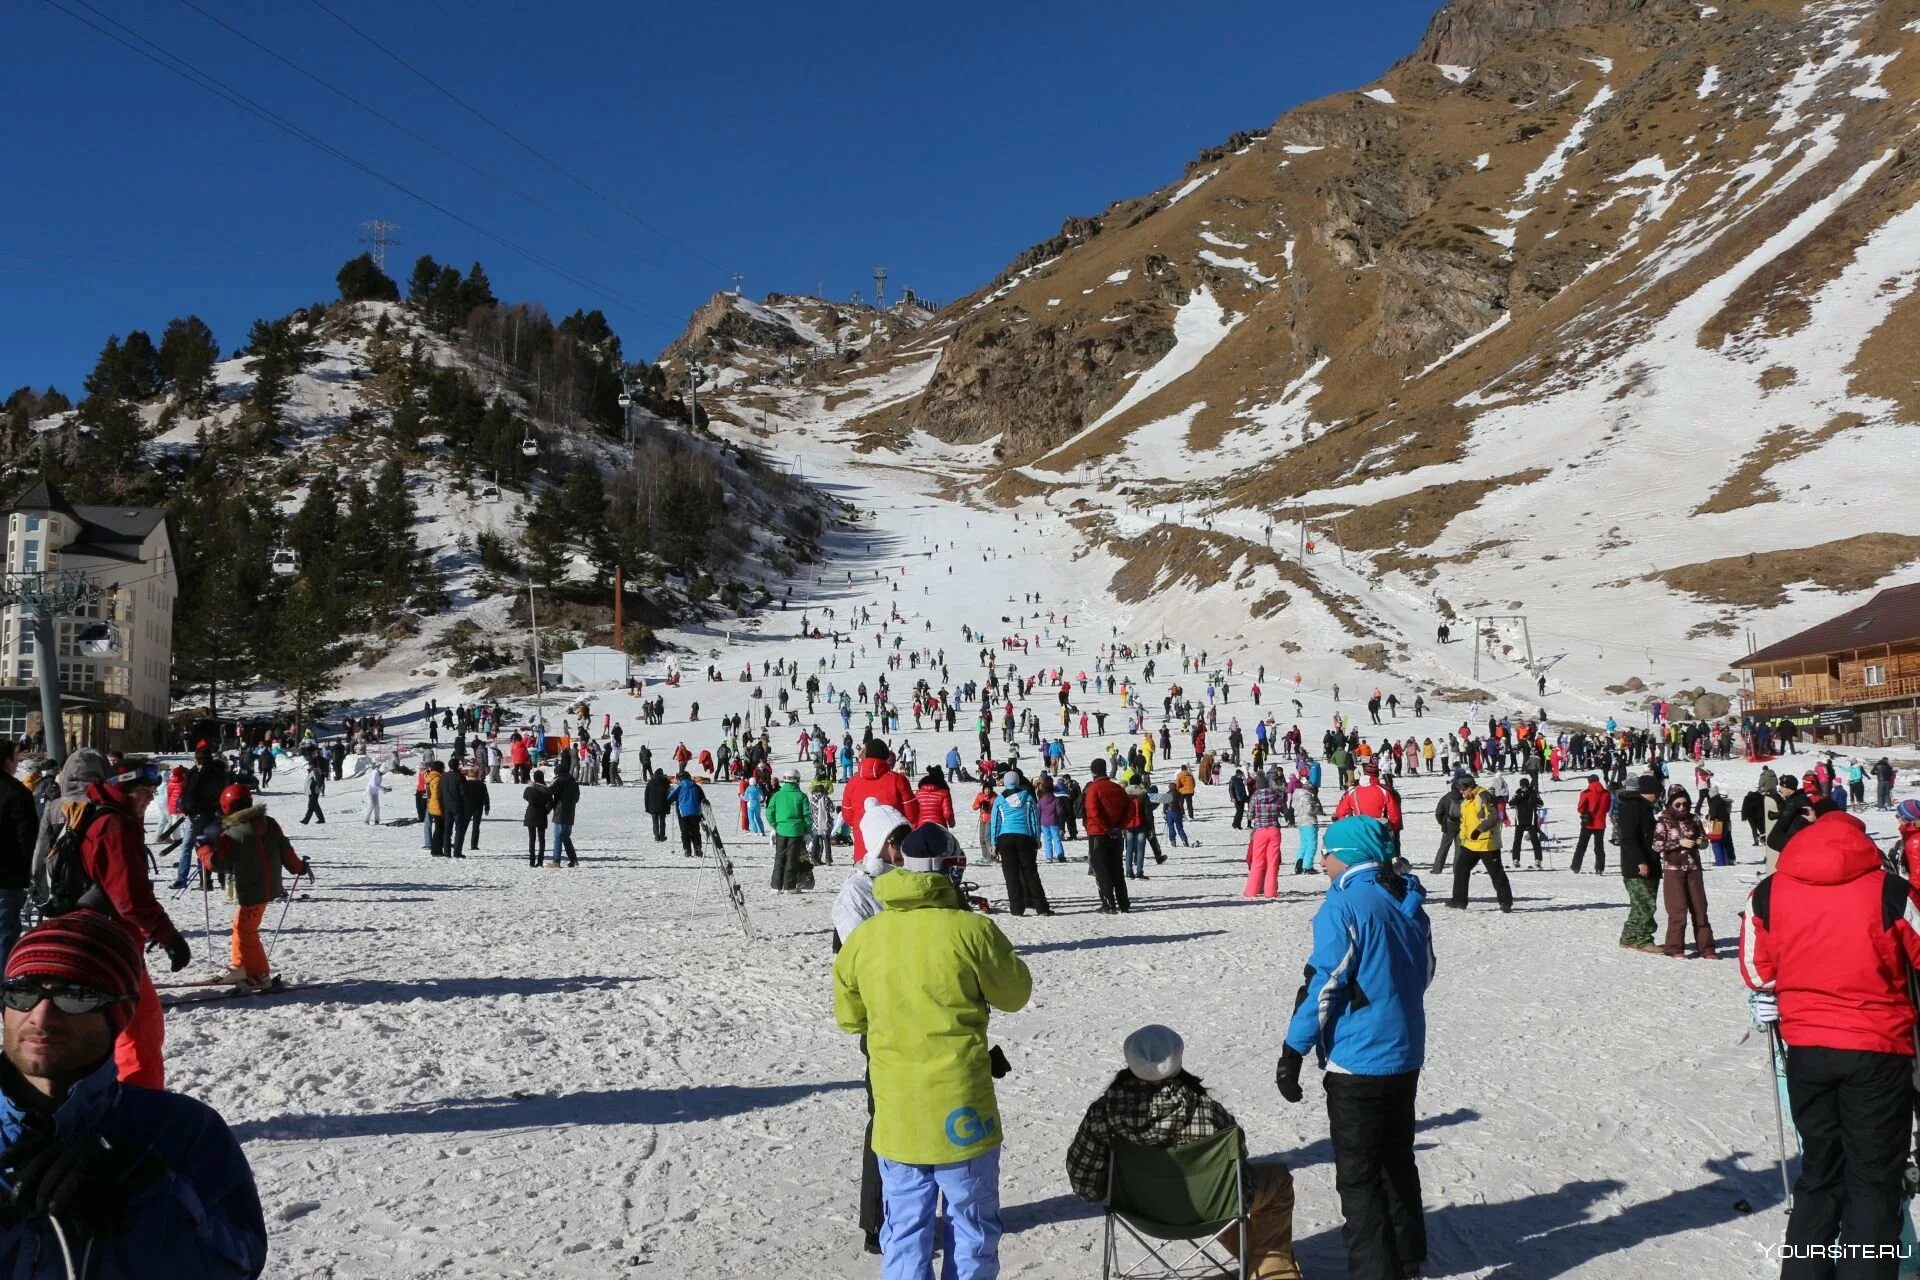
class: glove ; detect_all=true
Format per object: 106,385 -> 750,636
1275,1046 -> 1304,1103
989,1045 -> 1011,1079
2,1126 -> 164,1237
164,935 -> 191,973
298,861 -> 315,881
1748,990 -> 1780,1030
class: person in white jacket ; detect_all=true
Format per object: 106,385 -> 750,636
832,799 -> 912,1255
364,761 -> 387,825
833,802 -> 911,949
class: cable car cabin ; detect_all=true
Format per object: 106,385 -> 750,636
271,550 -> 299,577
480,484 -> 500,499
521,439 -> 539,458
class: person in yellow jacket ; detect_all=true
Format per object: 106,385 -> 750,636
1139,734 -> 1155,773
834,823 -> 1032,1277
1447,775 -> 1513,911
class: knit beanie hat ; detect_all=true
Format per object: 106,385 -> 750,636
6,912 -> 142,1035
1322,815 -> 1394,866
899,823 -> 963,873
858,801 -> 911,861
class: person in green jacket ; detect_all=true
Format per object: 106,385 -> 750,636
833,824 -> 1031,1278
765,770 -> 813,893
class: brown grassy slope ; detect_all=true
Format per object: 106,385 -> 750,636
1648,534 -> 1920,608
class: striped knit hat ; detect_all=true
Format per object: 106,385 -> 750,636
5,912 -> 141,1033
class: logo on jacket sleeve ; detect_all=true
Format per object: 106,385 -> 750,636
944,1106 -> 997,1147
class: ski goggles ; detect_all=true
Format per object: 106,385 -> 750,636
0,980 -> 130,1016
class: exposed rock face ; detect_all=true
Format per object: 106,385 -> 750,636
1413,0 -> 1674,66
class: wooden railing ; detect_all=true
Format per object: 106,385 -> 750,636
1743,672 -> 1920,712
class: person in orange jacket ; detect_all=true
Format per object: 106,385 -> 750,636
205,783 -> 310,988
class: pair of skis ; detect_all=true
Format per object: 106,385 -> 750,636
156,974 -> 303,1006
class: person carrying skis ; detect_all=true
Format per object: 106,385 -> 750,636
833,823 -> 1031,1278
1742,805 -> 1920,1277
1276,816 -> 1433,1280
0,912 -> 267,1276
205,784 -> 309,989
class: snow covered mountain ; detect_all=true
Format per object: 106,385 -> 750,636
675,0 -> 1920,725
21,288 -> 832,715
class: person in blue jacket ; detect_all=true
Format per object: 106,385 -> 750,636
1275,815 -> 1434,1280
989,770 -> 1051,917
0,910 -> 266,1278
667,772 -> 708,857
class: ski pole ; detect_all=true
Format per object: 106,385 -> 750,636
263,872 -> 303,965
200,872 -> 213,967
1768,1025 -> 1794,1215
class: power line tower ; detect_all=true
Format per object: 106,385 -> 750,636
732,272 -> 743,297
873,267 -> 888,309
359,218 -> 401,269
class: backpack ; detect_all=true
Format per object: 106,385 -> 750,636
34,801 -> 109,917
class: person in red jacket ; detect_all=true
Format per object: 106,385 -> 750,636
1740,807 -> 1920,1271
842,743 -> 916,861
913,767 -> 956,829
1081,759 -> 1135,914
1334,764 -> 1402,829
1897,800 -> 1920,883
72,759 -> 189,1089
1570,776 -> 1611,874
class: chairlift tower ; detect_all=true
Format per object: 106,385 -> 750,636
873,267 -> 887,309
0,571 -> 119,759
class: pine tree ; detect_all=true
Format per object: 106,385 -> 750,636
407,254 -> 440,303
245,318 -> 294,436
82,336 -> 126,403
287,470 -> 342,622
458,261 -> 495,316
560,465 -> 614,586
266,580 -> 343,725
335,252 -> 400,303
429,265 -> 464,331
119,331 -> 160,400
521,485 -> 570,587
158,316 -> 219,407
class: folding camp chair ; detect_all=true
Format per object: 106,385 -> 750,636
1102,1127 -> 1248,1280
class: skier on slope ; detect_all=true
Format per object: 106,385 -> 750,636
205,783 -> 310,990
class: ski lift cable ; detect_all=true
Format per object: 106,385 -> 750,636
39,0 -> 677,328
169,0 -> 687,288
306,0 -> 730,277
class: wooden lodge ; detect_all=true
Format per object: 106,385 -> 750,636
1736,583 -> 1920,748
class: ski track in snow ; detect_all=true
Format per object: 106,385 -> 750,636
176,413 -> 1867,1275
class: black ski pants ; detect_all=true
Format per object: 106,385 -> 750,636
996,834 -> 1050,915
770,835 -> 808,891
1232,800 -> 1245,829
1511,823 -> 1543,866
1325,1070 -> 1426,1280
1450,851 -> 1513,909
302,794 -> 325,824
450,814 -> 471,855
1782,1045 -> 1912,1280
649,811 -> 668,841
1088,834 -> 1129,912
1431,828 -> 1456,875
678,814 -> 703,857
1570,827 -> 1606,873
859,1037 -> 883,1237
526,824 -> 545,866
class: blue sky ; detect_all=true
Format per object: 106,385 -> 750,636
4,0 -> 1441,396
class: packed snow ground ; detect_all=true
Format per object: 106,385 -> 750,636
164,453 -> 1912,1278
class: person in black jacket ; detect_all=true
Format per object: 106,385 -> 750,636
439,761 -> 468,859
1509,776 -> 1543,869
1740,788 -> 1766,848
460,766 -> 490,851
300,757 -> 327,826
643,769 -> 671,842
0,740 -> 37,966
549,756 -> 581,868
1616,775 -> 1661,953
522,770 -> 552,867
171,746 -> 227,890
1430,776 -> 1465,875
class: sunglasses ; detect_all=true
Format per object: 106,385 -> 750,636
0,980 -> 128,1016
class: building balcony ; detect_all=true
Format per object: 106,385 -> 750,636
1743,672 -> 1920,712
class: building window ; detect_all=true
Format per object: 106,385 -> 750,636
24,516 -> 40,533
21,542 -> 38,573
1888,714 -> 1907,741
106,711 -> 125,731
102,666 -> 127,696
1778,673 -> 1794,690
12,661 -> 29,683
56,662 -> 92,692
0,702 -> 26,739
1866,664 -> 1887,687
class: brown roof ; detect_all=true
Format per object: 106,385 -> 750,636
1739,583 -> 1920,665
